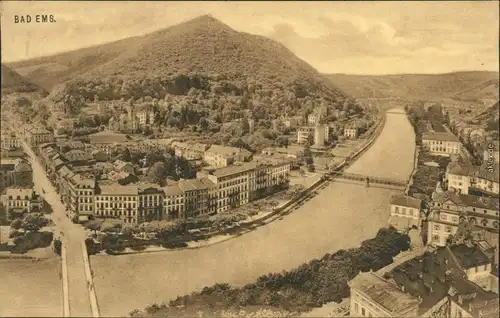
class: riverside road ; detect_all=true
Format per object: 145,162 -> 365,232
11,124 -> 94,317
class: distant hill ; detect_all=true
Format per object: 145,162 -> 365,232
1,64 -> 47,95
324,72 -> 499,101
7,15 -> 346,106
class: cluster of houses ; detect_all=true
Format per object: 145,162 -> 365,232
348,106 -> 499,317
295,107 -> 369,150
349,243 -> 498,318
0,123 -> 42,223
34,129 -> 292,224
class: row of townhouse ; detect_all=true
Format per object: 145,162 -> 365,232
47,154 -> 290,224
445,161 -> 499,196
348,243 -> 498,317
427,190 -> 499,247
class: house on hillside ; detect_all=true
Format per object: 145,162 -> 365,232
204,145 -> 252,168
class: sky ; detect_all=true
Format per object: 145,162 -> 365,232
1,1 -> 498,75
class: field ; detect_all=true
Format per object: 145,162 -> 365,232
0,257 -> 62,317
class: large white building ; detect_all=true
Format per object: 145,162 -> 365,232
388,195 -> 422,232
446,162 -> 499,196
297,126 -> 330,144
1,188 -> 43,221
422,132 -> 461,157
427,191 -> 499,247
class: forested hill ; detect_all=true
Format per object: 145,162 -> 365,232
325,71 -> 499,101
1,64 -> 47,95
7,15 -> 355,121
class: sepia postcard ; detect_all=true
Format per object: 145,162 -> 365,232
0,1 -> 499,317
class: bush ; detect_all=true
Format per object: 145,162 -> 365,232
135,227 -> 410,315
11,231 -> 53,254
53,238 -> 62,255
9,229 -> 23,238
85,238 -> 102,255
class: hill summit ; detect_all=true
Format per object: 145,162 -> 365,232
9,15 -> 343,101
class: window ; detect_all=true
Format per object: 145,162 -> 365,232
362,308 -> 366,316
395,206 -> 399,214
433,234 -> 440,242
354,302 -> 359,313
434,224 -> 440,231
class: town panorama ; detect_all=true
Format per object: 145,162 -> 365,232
0,1 -> 498,317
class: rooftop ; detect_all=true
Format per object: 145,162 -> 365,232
206,144 -> 252,157
448,244 -> 491,269
386,245 -> 497,314
13,162 -> 32,173
422,132 -> 459,142
98,183 -> 138,196
162,183 -> 184,197
349,271 -> 421,315
5,188 -> 35,198
433,191 -> 499,211
89,131 -> 128,144
210,162 -> 257,178
390,195 -> 422,209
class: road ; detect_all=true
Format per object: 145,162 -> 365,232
10,123 -> 93,317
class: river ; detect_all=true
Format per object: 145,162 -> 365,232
91,107 -> 416,316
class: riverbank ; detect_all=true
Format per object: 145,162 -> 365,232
90,115 -> 386,257
90,109 -> 416,316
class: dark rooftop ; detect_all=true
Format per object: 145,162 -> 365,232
448,244 -> 491,269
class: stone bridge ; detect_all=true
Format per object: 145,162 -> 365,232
332,172 -> 408,190
386,110 -> 407,115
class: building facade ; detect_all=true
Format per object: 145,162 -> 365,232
1,188 -> 43,221
427,191 -> 499,247
422,132 -> 461,157
388,195 -> 422,232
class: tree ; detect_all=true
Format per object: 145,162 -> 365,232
21,213 -> 49,232
148,161 -> 166,185
53,238 -> 62,255
10,218 -> 23,230
121,147 -> 132,162
122,223 -> 138,237
84,219 -> 104,234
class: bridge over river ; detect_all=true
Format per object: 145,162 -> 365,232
333,172 -> 407,190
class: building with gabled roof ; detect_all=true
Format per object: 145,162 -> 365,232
348,271 -> 421,317
388,195 -> 423,232
428,191 -> 499,247
422,132 -> 461,157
